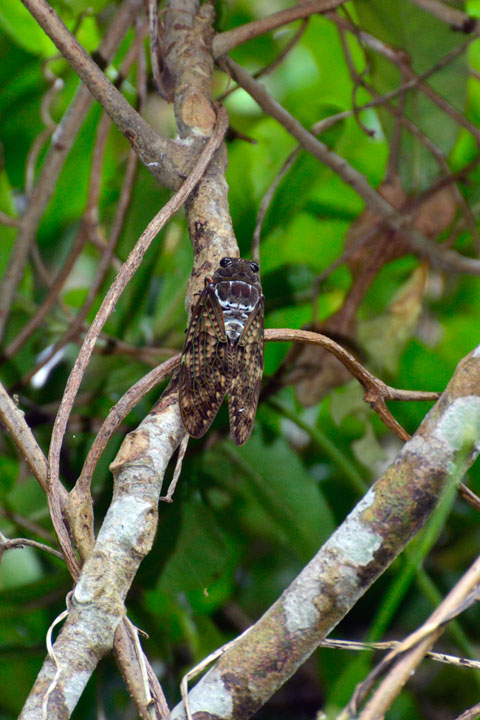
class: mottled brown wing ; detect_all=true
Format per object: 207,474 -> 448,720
179,286 -> 230,438
228,298 -> 264,446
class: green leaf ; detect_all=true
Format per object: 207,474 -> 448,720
157,498 -> 238,613
0,1 -> 56,56
223,434 -> 336,561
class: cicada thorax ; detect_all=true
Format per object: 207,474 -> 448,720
213,279 -> 261,344
179,257 -> 264,445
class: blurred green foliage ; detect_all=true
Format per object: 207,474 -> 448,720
1,1 -> 480,719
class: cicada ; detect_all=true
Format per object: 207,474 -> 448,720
179,257 -> 264,445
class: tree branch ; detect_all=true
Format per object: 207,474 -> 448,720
170,344 -> 480,719
19,388 -> 183,720
225,57 -> 480,277
409,0 -> 477,31
212,0 -> 347,57
20,0 -> 189,190
354,554 -> 480,719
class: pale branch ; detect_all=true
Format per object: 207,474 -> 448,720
225,58 -> 480,277
455,702 -> 480,720
212,0 -> 347,58
147,0 -> 165,100
165,1 -> 216,139
0,373 -> 169,719
20,0 -> 189,190
170,344 -> 480,720
19,388 -> 183,720
0,0 -> 142,342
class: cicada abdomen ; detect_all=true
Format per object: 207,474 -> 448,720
179,257 -> 264,445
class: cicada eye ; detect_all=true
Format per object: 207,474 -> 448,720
220,257 -> 232,268
250,262 -> 259,273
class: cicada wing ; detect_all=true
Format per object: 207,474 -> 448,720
179,287 -> 230,438
228,298 -> 264,446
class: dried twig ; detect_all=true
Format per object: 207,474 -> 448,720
20,0 -> 186,188
349,554 -> 480,719
161,431 -> 189,502
409,0 -> 477,31
0,380 -> 53,497
320,637 -> 480,671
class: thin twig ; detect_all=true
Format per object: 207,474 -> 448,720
320,637 -> 480,671
25,76 -> 64,194
252,147 -> 300,262
20,126 -> 140,385
0,379 -> 55,497
218,19 -> 308,103
0,210 -> 20,227
77,356 -> 180,493
265,328 -> 438,441
409,0 -> 477,31
6,26 -> 146,365
161,431 -> 189,502
352,554 -> 480,719
20,0 -> 184,186
0,508 -> 56,544
212,0 -> 346,57
0,531 -> 63,561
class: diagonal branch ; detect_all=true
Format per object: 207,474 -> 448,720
225,57 -> 480,277
354,553 -> 480,719
212,0 -> 347,57
170,344 -> 480,720
20,0 -> 189,189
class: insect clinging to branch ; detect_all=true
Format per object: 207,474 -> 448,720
179,257 -> 264,446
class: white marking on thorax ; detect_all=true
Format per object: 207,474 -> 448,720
214,282 -> 255,343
